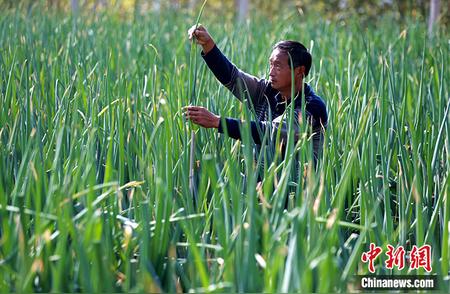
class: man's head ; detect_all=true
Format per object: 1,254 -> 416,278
268,40 -> 312,93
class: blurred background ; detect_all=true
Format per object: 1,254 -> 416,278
1,0 -> 448,32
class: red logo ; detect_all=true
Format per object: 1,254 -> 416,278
385,245 -> 406,270
361,243 -> 382,273
410,245 -> 432,272
361,244 -> 432,273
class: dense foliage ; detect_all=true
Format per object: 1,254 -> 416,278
0,6 -> 448,292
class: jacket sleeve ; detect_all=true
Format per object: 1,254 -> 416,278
202,45 -> 266,108
218,117 -> 267,145
217,110 -> 303,146
218,110 -> 324,150
270,110 -> 303,143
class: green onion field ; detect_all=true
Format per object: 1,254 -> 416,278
0,2 -> 449,292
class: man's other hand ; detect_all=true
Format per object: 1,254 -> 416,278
188,24 -> 215,54
183,106 -> 220,129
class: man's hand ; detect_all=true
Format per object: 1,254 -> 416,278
188,24 -> 215,54
183,106 -> 220,129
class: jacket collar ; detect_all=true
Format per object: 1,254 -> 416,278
274,83 -> 313,114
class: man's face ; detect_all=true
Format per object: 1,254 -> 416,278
269,48 -> 292,92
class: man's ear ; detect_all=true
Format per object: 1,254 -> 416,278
295,66 -> 306,78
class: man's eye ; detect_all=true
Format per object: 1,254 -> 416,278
270,62 -> 282,70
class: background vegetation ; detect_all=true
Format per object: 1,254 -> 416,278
0,0 -> 448,292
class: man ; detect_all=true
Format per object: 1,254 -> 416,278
184,24 -> 327,165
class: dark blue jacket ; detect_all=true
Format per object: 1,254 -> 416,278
202,45 -> 328,160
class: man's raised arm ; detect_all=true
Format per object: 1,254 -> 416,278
188,24 -> 266,107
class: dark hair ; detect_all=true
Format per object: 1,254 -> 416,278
273,40 -> 312,76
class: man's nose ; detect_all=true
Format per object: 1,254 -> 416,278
269,66 -> 275,77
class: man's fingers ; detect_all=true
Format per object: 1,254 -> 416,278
184,110 -> 202,118
185,115 -> 195,121
185,115 -> 202,125
188,24 -> 201,34
190,24 -> 204,32
188,29 -> 199,41
188,24 -> 206,39
184,113 -> 200,119
182,106 -> 210,125
183,106 -> 204,111
196,31 -> 210,41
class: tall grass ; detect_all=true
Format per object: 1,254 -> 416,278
0,6 -> 448,292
